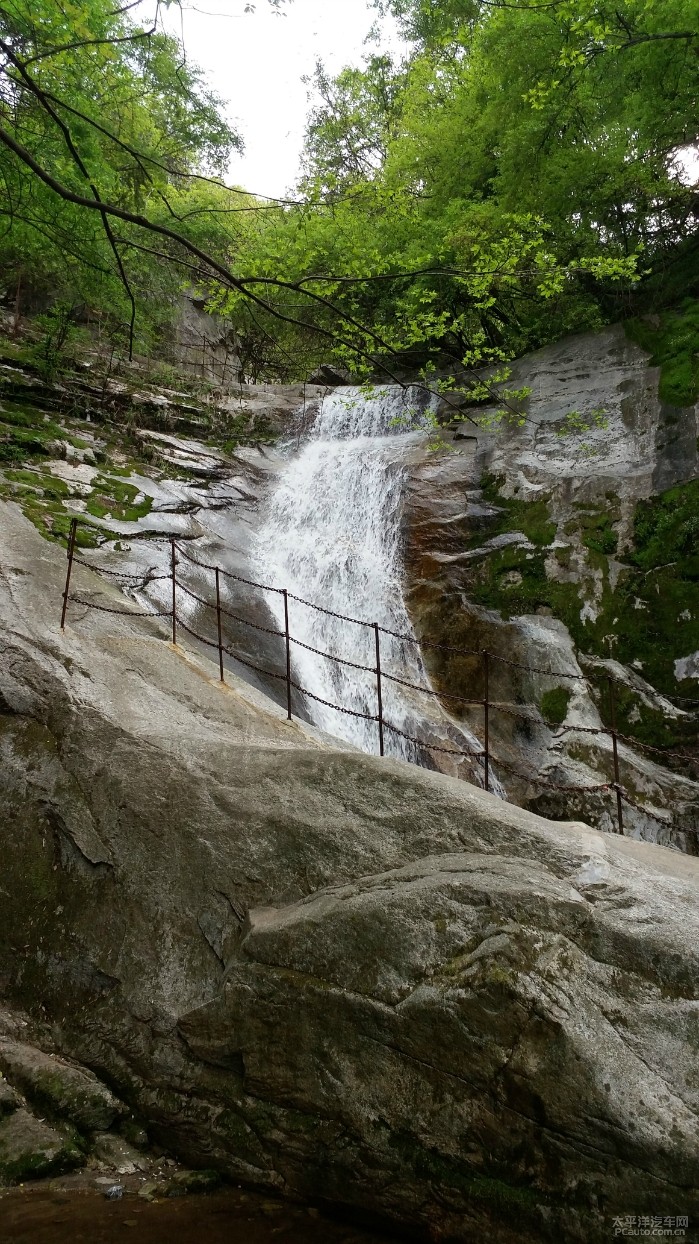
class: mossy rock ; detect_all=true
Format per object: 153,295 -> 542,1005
540,687 -> 571,726
85,474 -> 152,523
463,471 -> 699,757
0,1040 -> 126,1133
625,300 -> 699,406
0,1109 -> 85,1185
165,1168 -> 222,1196
480,474 -> 557,547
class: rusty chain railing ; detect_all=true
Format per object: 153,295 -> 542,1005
59,517 -> 699,839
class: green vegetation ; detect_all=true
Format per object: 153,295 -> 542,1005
85,476 -> 151,523
0,0 -> 694,770
0,1124 -> 84,1184
387,1133 -> 547,1216
0,0 -> 274,365
0,325 -> 286,545
469,543 -> 579,622
211,0 -> 697,383
540,688 -> 572,726
576,509 -> 619,557
633,479 -> 699,572
479,475 -> 557,548
0,0 -> 695,388
0,402 -> 65,463
625,300 -> 699,407
465,473 -> 699,753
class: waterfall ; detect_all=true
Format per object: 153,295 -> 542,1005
254,385 -> 488,774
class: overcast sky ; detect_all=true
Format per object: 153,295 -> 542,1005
157,1 -> 403,199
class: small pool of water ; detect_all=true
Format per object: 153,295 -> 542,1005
0,1186 -> 408,1244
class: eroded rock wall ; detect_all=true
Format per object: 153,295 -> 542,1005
403,325 -> 699,848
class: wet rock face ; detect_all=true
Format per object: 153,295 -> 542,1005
402,325 -> 699,849
2,507 -> 699,1242
0,1041 -> 125,1133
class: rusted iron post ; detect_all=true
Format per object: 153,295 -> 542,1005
170,537 -> 177,645
282,589 -> 292,720
215,567 -> 225,683
608,675 -> 624,834
60,517 -> 78,629
374,623 -> 385,757
483,649 -> 490,793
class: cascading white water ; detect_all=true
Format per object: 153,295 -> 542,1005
254,385 -> 487,771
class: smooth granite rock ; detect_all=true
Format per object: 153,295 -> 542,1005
1,504 -> 698,1241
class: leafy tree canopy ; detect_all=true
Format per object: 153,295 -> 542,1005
0,0 -> 696,392
0,0 -> 282,353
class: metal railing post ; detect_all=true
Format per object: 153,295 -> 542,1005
215,567 -> 225,683
483,649 -> 490,793
608,676 -> 624,834
60,517 -> 78,630
374,623 -> 385,757
282,589 -> 292,720
170,538 -> 177,645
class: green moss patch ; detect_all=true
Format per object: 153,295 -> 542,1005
0,422 -> 54,463
479,475 -> 557,548
625,300 -> 699,406
461,473 -> 699,758
0,474 -> 105,549
579,485 -> 699,700
165,1169 -> 222,1196
578,511 -> 618,556
632,479 -> 699,573
387,1133 -> 547,1217
0,1112 -> 85,1185
85,475 -> 151,522
468,543 -> 584,624
540,687 -> 571,725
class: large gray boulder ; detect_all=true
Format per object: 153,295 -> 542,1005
0,503 -> 698,1241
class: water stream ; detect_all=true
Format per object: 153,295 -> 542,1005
254,386 -> 490,778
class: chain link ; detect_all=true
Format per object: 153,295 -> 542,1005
176,617 -> 221,650
383,719 -> 485,760
294,685 -> 379,721
74,556 -> 170,584
286,590 -> 372,628
166,533 -> 698,710
175,542 -> 284,594
619,790 -> 699,836
614,730 -> 699,766
175,580 -> 286,638
289,634 -> 377,674
222,646 -> 288,682
381,668 -> 485,706
68,594 -> 172,619
490,756 -> 612,792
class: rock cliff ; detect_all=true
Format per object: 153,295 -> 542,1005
403,325 -> 699,849
1,504 -> 698,1242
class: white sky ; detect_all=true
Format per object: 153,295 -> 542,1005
147,5 -> 699,198
157,0 -> 404,199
